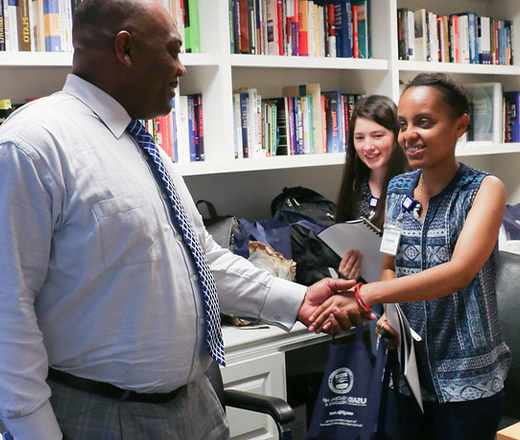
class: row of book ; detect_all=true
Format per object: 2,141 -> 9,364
0,0 -> 79,52
232,83 -> 362,159
145,93 -> 205,163
0,0 -> 201,53
229,0 -> 371,59
398,8 -> 513,65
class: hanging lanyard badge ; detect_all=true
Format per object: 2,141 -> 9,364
380,195 -> 419,256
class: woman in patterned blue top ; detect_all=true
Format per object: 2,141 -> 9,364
310,73 -> 511,440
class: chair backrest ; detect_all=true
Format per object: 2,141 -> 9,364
496,251 -> 520,417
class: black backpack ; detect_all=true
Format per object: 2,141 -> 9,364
271,187 -> 341,286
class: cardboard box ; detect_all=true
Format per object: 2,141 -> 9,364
498,422 -> 520,440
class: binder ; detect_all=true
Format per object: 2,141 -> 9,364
317,217 -> 383,282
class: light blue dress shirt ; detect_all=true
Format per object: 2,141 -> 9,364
0,74 -> 307,439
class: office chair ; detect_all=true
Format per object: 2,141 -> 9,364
496,250 -> 520,426
207,360 -> 295,440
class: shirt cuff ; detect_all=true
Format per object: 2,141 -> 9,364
2,401 -> 62,440
259,277 -> 307,330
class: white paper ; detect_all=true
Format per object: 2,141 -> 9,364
317,219 -> 383,282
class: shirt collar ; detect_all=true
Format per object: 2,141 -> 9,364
62,74 -> 131,139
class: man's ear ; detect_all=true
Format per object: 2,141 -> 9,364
114,30 -> 132,67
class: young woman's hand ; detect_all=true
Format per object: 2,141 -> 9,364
375,314 -> 399,349
338,249 -> 363,280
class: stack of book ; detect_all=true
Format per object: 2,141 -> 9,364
397,7 -> 513,65
229,0 -> 371,59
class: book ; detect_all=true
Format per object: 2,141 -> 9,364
43,0 -> 61,52
324,1 -> 336,57
413,8 -> 428,62
286,0 -> 299,56
322,90 -> 345,153
427,11 -> 438,63
232,93 -> 244,159
437,14 -> 449,63
186,94 -> 197,161
17,0 -> 32,51
0,0 -> 5,51
58,0 -> 71,51
477,15 -> 491,64
155,113 -> 174,160
457,13 -> 470,64
397,7 -> 409,60
33,0 -> 45,51
352,0 -> 369,59
193,93 -> 204,161
4,0 -> 18,52
297,0 -> 309,56
317,217 -> 382,282
265,0 -> 279,55
504,91 -> 520,143
184,0 -> 200,53
466,82 -> 503,144
175,94 -> 190,163
334,0 -> 353,58
448,13 -> 459,63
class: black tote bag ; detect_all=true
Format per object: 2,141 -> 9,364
307,325 -> 390,440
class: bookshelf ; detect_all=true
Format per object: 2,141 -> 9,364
1,0 -> 520,219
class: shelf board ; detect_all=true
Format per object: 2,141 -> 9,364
456,142 -> 520,156
178,152 -> 346,176
231,54 -> 388,70
0,51 -> 219,68
0,51 -> 73,67
399,60 -> 520,76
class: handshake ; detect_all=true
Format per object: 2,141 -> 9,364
297,278 -> 377,335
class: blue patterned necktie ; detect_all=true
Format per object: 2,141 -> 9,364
126,120 -> 225,366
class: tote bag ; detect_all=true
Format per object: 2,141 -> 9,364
307,325 -> 390,440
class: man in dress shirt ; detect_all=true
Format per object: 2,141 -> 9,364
0,1 -> 369,439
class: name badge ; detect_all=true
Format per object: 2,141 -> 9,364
402,195 -> 418,212
380,223 -> 400,256
369,197 -> 378,208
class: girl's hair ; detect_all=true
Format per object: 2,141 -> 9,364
402,72 -> 471,118
336,95 -> 409,228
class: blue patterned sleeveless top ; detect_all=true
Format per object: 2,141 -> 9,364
385,163 -> 511,403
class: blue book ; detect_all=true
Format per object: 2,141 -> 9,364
504,91 -> 520,142
334,0 -> 353,58
322,90 -> 345,153
186,94 -> 197,161
43,0 -> 62,52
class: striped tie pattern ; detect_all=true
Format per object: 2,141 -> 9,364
126,120 -> 225,366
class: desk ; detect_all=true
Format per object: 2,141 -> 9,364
221,322 -> 354,440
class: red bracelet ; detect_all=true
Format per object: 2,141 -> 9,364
355,282 -> 371,312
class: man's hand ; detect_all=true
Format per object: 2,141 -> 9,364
297,278 -> 357,334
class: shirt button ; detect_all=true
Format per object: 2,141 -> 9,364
162,193 -> 169,200
175,234 -> 183,242
191,274 -> 199,282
